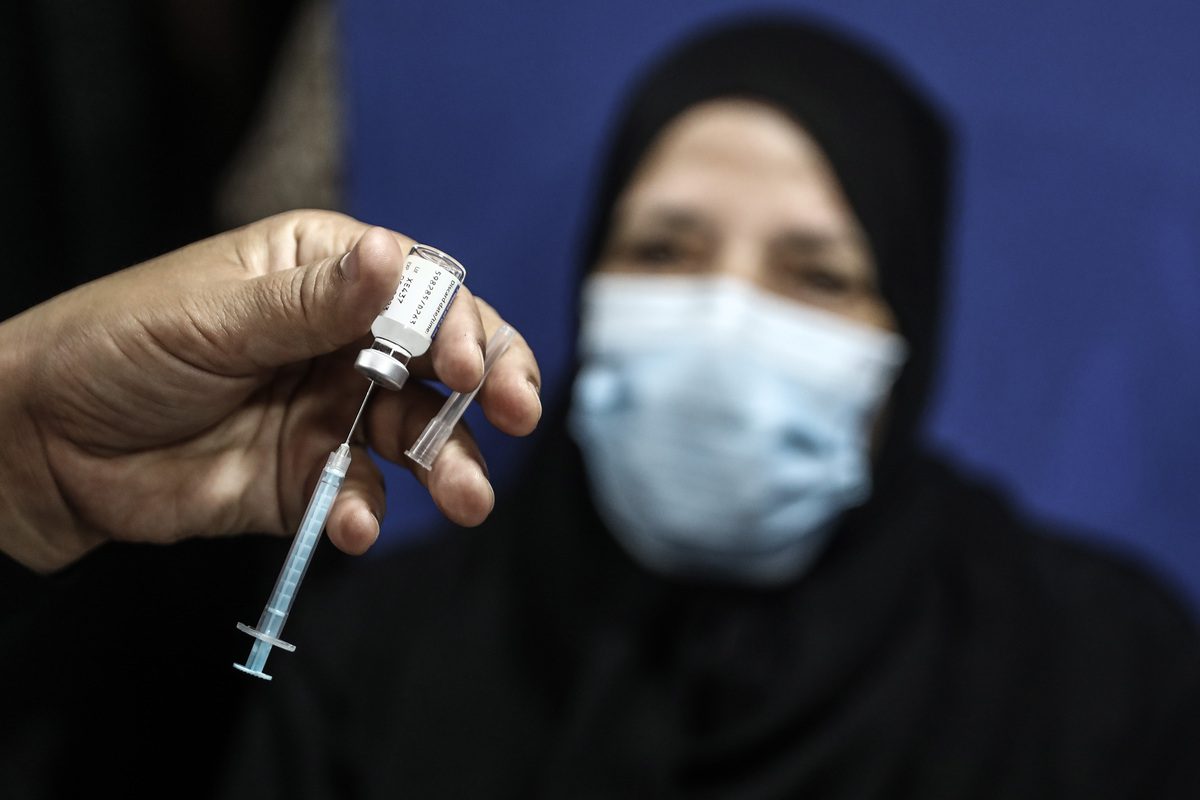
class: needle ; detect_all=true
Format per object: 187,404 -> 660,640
343,382 -> 376,445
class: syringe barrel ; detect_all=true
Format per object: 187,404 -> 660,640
255,445 -> 350,639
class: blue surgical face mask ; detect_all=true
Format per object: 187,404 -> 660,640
568,274 -> 907,586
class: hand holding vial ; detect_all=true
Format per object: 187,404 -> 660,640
0,210 -> 542,573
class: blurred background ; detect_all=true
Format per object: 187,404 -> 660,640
2,1 -> 1198,794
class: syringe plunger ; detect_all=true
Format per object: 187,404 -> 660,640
234,444 -> 351,681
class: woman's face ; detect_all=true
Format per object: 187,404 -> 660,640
596,98 -> 896,332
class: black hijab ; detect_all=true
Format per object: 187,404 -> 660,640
578,16 -> 951,485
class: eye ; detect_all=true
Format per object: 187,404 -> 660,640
612,235 -> 705,272
778,263 -> 855,297
631,238 -> 685,264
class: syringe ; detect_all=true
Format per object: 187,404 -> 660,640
233,384 -> 375,681
235,242 -> 473,680
233,326 -> 514,679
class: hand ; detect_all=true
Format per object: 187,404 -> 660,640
0,211 -> 541,572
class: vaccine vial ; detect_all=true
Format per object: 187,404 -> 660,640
354,244 -> 466,390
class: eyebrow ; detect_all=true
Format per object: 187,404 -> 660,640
614,207 -> 715,237
772,229 -> 859,255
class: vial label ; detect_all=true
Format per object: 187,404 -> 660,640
372,253 -> 462,357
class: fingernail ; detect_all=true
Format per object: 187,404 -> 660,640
338,250 -> 359,281
526,379 -> 542,411
479,467 -> 496,509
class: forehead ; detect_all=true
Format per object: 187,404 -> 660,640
617,99 -> 859,236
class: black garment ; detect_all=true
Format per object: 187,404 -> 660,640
0,537 -> 296,799
224,432 -> 1200,798
0,0 -> 298,322
0,4 -> 305,797
222,15 -> 1200,799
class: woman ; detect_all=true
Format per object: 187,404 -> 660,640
226,18 -> 1200,798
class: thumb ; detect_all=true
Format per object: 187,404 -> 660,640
216,227 -> 404,369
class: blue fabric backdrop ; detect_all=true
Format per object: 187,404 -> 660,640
340,0 -> 1200,613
